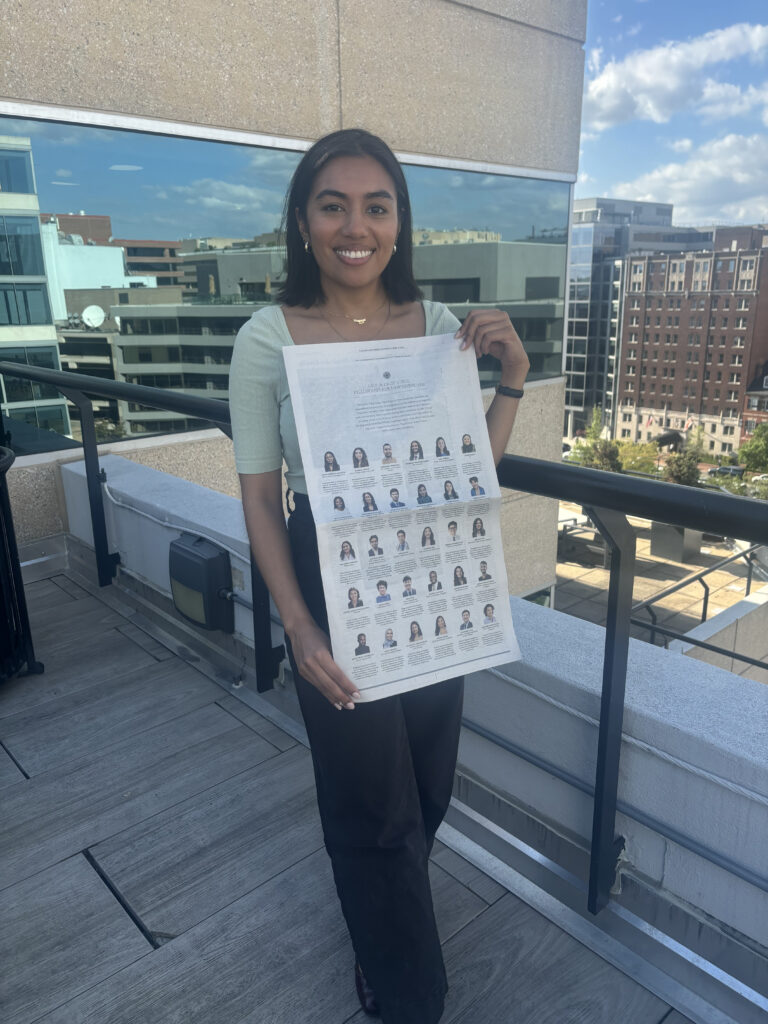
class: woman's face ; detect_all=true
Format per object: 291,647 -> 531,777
349,588 -> 359,603
424,527 -> 433,540
485,605 -> 493,617
474,518 -> 483,530
437,616 -> 445,629
363,492 -> 372,504
410,622 -> 419,637
455,567 -> 464,580
411,441 -> 420,454
299,155 -> 399,296
462,434 -> 471,446
342,541 -> 351,555
354,448 -> 363,461
325,451 -> 334,465
334,497 -> 343,509
437,438 -> 446,451
417,484 -> 427,496
445,481 -> 454,494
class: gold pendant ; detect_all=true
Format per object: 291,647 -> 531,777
353,317 -> 367,325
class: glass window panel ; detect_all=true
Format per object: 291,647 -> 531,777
0,217 -> 45,276
0,148 -> 34,193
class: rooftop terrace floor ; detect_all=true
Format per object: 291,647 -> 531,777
2,571 -> 696,1024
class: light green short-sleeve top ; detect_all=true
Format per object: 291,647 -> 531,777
229,301 -> 461,494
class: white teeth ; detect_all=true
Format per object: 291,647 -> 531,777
337,249 -> 373,259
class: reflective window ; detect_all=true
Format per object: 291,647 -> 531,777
0,217 -> 46,276
0,147 -> 34,193
0,282 -> 52,325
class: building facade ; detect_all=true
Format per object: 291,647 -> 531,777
0,134 -> 70,443
613,228 -> 768,457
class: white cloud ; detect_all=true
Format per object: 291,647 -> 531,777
698,79 -> 768,121
587,47 -> 603,76
626,23 -> 642,37
163,178 -> 284,215
109,164 -> 143,172
668,137 -> 693,152
577,171 -> 594,185
612,133 -> 768,224
583,23 -> 768,132
612,15 -> 623,24
55,168 -> 72,178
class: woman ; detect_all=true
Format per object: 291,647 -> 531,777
435,436 -> 450,457
348,587 -> 363,609
434,615 -> 448,636
333,495 -> 346,512
352,446 -> 369,468
483,603 -> 496,624
409,620 -> 423,642
409,440 -> 424,461
362,491 -> 378,512
230,128 -> 528,1024
324,450 -> 341,472
461,434 -> 475,454
339,540 -> 356,562
443,480 -> 459,500
472,517 -> 486,538
453,565 -> 467,587
421,525 -> 436,547
416,483 -> 432,505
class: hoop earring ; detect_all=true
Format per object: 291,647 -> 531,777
304,239 -> 312,254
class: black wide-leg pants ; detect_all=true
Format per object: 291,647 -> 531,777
286,494 -> 464,1024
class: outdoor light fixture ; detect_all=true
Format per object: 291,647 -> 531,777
169,533 -> 234,633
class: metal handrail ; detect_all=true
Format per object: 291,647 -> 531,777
3,359 -> 766,919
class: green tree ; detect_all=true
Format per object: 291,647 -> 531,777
664,448 -> 701,487
739,423 -> 768,473
617,439 -> 659,474
579,438 -> 622,472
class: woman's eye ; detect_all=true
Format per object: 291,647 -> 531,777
322,203 -> 344,212
369,204 -> 388,215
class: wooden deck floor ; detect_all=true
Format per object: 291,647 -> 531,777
2,573 -> 692,1024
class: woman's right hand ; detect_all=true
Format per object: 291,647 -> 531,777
288,618 -> 361,710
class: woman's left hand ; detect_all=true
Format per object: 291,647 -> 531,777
456,309 -> 530,385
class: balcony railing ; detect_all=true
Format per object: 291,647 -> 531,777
2,359 -> 767,922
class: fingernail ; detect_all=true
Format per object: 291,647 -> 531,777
344,701 -> 356,710
352,690 -> 362,699
334,702 -> 343,710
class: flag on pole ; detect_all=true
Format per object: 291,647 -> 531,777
646,414 -> 654,427
684,418 -> 693,430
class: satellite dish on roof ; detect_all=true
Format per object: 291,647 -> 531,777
82,305 -> 106,328
114,315 -> 121,330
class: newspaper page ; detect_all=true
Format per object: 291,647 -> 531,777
284,333 -> 520,701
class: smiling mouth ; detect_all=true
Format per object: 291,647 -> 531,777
335,248 -> 374,260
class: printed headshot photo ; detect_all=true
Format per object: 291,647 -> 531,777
382,628 -> 397,649
402,576 -> 416,598
352,446 -> 369,469
347,587 -> 364,609
435,436 -> 450,458
368,535 -> 383,557
447,520 -> 461,543
416,483 -> 432,505
355,633 -> 370,656
478,561 -> 493,581
483,603 -> 496,624
375,580 -> 391,603
324,450 -> 341,472
389,487 -> 406,509
453,565 -> 468,587
394,529 -> 409,552
409,439 -> 424,461
408,620 -> 424,642
461,434 -> 476,454
434,614 -> 448,637
339,540 -> 356,562
427,570 -> 442,592
421,526 -> 436,547
362,491 -> 378,512
459,609 -> 473,630
472,517 -> 486,538
443,480 -> 459,500
469,476 -> 485,496
332,495 -> 346,513
381,442 -> 397,465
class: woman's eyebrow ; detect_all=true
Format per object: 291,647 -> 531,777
314,188 -> 394,201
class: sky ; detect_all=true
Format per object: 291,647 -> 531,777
578,0 -> 768,225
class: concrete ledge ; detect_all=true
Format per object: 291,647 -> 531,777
669,585 -> 768,680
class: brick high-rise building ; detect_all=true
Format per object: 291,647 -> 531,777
613,227 -> 768,459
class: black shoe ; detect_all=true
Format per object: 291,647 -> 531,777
355,961 -> 380,1017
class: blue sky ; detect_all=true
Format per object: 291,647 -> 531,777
578,0 -> 768,224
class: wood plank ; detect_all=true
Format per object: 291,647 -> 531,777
28,594 -> 125,641
116,622 -> 175,661
1,659 -> 224,775
432,839 -> 507,905
440,894 -> 670,1024
36,851 -> 363,1024
430,861 -> 488,943
90,744 -> 322,938
0,629 -> 158,720
1,704 -> 279,888
24,578 -> 75,615
216,693 -> 298,751
662,1014 -> 696,1024
0,855 -> 150,1024
49,575 -> 91,600
0,742 -> 25,787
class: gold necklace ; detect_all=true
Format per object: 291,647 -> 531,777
323,298 -> 388,325
322,303 -> 391,342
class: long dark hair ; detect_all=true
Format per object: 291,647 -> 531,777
277,129 -> 421,307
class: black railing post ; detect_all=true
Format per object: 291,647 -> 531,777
746,552 -> 754,597
59,388 -> 120,587
583,505 -> 636,914
699,579 -> 710,622
249,555 -> 285,692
